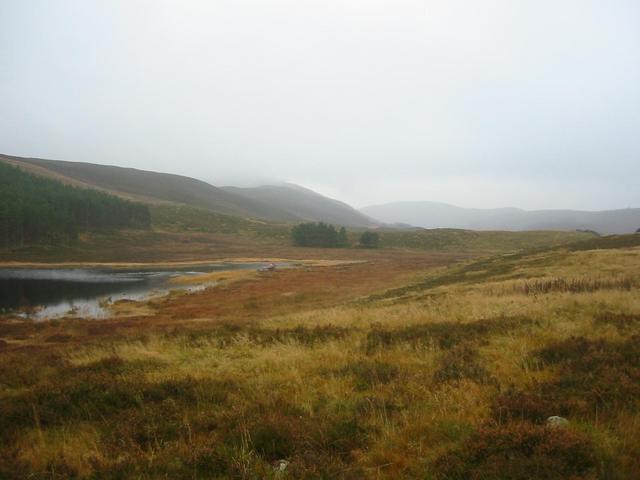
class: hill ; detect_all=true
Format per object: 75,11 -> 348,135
221,184 -> 376,227
361,200 -> 640,234
0,153 -> 287,219
0,154 -> 374,226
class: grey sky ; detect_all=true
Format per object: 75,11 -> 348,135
1,0 -> 639,210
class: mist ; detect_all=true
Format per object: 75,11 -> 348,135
1,0 -> 639,210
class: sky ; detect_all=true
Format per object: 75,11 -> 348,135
1,0 -> 639,210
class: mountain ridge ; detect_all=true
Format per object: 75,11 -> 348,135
361,200 -> 640,234
221,184 -> 377,227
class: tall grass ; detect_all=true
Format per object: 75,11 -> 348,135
519,277 -> 634,295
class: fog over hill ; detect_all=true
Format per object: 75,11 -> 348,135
361,201 -> 640,234
221,184 -> 376,227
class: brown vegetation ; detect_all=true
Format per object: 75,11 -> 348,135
1,243 -> 640,478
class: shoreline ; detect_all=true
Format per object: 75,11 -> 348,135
0,258 -> 364,269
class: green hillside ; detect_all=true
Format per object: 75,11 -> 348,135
377,228 -> 597,252
0,153 -> 278,218
1,154 -> 376,227
149,204 -> 289,240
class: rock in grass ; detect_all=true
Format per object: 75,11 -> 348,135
274,459 -> 289,472
546,415 -> 569,428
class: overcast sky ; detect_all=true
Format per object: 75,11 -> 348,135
1,1 -> 639,210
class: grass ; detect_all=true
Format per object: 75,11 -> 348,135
364,315 -> 536,352
378,228 -> 596,252
1,236 -> 639,478
567,232 -> 640,252
149,204 -> 291,240
518,277 -> 634,295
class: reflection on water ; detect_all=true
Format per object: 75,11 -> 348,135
0,263 -> 285,319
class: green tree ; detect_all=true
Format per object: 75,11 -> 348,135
0,162 -> 150,250
359,230 -> 379,248
338,227 -> 348,246
291,222 -> 343,247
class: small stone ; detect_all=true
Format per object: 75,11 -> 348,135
274,459 -> 289,472
546,415 -> 569,428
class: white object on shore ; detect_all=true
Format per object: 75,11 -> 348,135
546,416 -> 569,428
258,263 -> 277,272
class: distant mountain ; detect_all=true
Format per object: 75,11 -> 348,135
361,201 -> 640,234
0,153 -> 376,226
222,184 -> 377,227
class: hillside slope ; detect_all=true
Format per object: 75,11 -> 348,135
0,154 -> 374,226
0,153 -> 286,219
361,200 -> 640,234
222,184 -> 377,227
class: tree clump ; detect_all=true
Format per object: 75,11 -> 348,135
291,222 -> 349,248
0,162 -> 150,249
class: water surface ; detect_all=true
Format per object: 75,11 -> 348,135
0,262 -> 284,319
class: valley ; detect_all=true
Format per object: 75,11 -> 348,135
3,3 -> 639,477
1,155 -> 639,479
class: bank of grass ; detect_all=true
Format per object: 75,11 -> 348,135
1,242 -> 640,478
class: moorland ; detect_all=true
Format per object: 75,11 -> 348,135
1,156 -> 640,479
2,230 -> 640,478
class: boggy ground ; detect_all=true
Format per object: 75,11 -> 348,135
1,237 -> 640,479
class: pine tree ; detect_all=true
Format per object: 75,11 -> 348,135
359,231 -> 379,248
338,227 -> 348,246
291,222 -> 345,247
0,162 -> 151,249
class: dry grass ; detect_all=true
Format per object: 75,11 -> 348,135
1,245 -> 640,478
